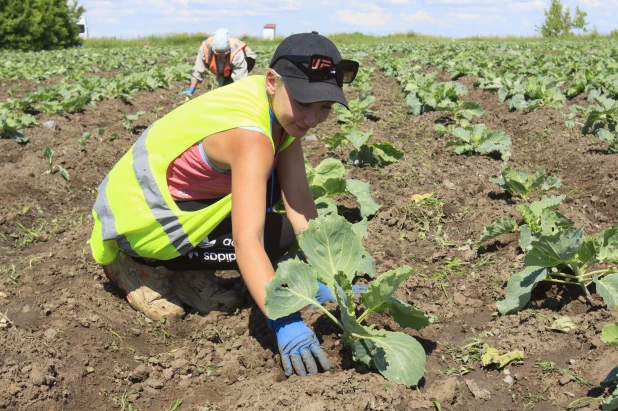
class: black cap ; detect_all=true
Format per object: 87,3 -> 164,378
269,32 -> 348,109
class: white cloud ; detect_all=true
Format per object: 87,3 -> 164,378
578,0 -> 602,8
419,0 -> 547,16
447,12 -> 483,20
400,8 -> 510,30
78,0 -> 616,39
441,11 -> 508,24
100,17 -> 121,24
507,0 -> 546,12
168,0 -> 303,11
81,0 -> 113,6
169,17 -> 201,23
332,4 -> 392,27
87,7 -> 138,17
332,10 -> 392,26
290,20 -> 313,30
400,10 -> 445,26
426,0 -> 494,4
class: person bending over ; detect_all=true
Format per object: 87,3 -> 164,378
91,31 -> 359,377
180,28 -> 257,95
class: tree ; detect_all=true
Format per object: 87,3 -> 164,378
0,0 -> 85,51
538,0 -> 566,37
537,0 -> 580,37
573,6 -> 589,34
562,6 -> 572,36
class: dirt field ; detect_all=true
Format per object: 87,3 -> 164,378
1,52 -> 617,411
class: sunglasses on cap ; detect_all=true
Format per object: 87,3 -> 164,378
271,54 -> 359,84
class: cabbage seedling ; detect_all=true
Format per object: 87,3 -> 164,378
301,158 -> 381,219
497,226 -> 618,315
478,195 -> 571,251
490,166 -> 561,200
265,214 -> 429,386
43,146 -> 70,182
123,111 -> 145,134
445,124 -> 512,162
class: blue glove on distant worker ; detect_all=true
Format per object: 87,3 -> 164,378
315,281 -> 368,305
267,312 -> 331,377
179,86 -> 195,95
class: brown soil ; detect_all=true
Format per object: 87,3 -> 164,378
1,59 -> 617,411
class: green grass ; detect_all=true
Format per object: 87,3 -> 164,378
82,31 -> 444,49
324,31 -> 445,44
1,263 -> 19,285
82,29 -> 618,49
84,32 -> 213,48
458,28 -> 618,42
84,32 -> 289,49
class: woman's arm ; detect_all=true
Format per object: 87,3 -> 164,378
212,129 -> 276,316
276,137 -> 318,237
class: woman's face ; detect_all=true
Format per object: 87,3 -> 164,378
268,74 -> 334,138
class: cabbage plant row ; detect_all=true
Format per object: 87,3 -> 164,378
373,39 -> 618,109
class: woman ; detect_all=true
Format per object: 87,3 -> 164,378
90,31 -> 359,377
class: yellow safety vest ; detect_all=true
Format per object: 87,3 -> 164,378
90,75 -> 294,265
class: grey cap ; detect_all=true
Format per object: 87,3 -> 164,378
212,28 -> 230,52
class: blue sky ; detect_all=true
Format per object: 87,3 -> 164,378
80,0 -> 617,39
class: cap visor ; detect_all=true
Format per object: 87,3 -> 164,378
282,76 -> 348,109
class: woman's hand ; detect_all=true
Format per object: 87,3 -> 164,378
314,281 -> 368,305
268,312 -> 330,376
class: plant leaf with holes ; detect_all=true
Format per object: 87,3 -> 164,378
266,214 -> 428,386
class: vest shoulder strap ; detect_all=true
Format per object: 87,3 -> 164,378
203,39 -> 214,65
229,38 -> 246,51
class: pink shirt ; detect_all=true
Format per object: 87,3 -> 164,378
167,129 -> 286,202
167,143 -> 232,201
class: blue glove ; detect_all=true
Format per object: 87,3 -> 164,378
267,312 -> 330,377
315,281 -> 368,305
179,86 -> 195,95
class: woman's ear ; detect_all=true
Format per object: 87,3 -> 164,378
265,69 -> 278,97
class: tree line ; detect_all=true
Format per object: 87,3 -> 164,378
0,0 -> 599,51
538,0 -> 589,37
0,0 -> 85,50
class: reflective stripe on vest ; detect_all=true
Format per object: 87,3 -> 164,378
95,174 -> 139,257
202,37 -> 246,78
90,76 -> 295,265
91,125 -> 198,263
